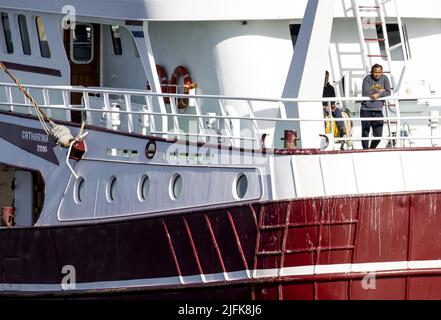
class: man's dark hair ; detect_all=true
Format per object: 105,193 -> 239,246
371,64 -> 383,72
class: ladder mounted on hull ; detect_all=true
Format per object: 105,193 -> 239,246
352,0 -> 408,146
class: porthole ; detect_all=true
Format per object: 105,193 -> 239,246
107,176 -> 118,202
145,141 -> 157,160
170,174 -> 182,200
74,177 -> 85,204
138,175 -> 150,201
235,173 -> 248,199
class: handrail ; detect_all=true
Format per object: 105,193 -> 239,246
6,100 -> 441,123
2,82 -> 441,150
1,82 -> 441,103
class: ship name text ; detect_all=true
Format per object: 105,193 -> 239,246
22,130 -> 49,143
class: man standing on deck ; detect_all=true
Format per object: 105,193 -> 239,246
361,64 -> 391,149
323,71 -> 345,138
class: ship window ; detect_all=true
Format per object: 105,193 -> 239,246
145,141 -> 156,159
170,174 -> 182,200
74,177 -> 85,204
235,173 -> 248,199
36,17 -> 51,58
289,24 -> 301,50
107,176 -> 118,202
71,23 -> 93,63
18,15 -> 31,55
138,175 -> 150,201
110,25 -> 122,55
1,13 -> 13,54
376,23 -> 405,61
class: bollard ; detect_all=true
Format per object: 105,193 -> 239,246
1,207 -> 14,227
283,130 -> 297,150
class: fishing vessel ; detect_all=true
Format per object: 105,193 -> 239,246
1,0 -> 441,299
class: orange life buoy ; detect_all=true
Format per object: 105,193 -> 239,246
169,66 -> 196,109
146,64 -> 169,103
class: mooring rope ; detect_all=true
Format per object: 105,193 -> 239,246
0,60 -> 84,148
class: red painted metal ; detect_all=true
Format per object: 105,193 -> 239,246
161,220 -> 182,278
69,140 -> 86,161
204,214 -> 227,274
278,203 -> 292,299
253,206 -> 264,271
365,38 -> 385,42
182,216 -> 204,276
405,195 -> 413,299
348,199 -> 361,300
226,211 -> 250,271
7,192 -> 441,299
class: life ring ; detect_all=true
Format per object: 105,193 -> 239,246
146,65 -> 169,103
169,66 -> 196,109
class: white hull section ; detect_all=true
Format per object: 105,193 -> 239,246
271,149 -> 441,200
2,260 -> 441,293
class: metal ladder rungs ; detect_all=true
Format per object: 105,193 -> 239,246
359,6 -> 380,11
365,38 -> 385,42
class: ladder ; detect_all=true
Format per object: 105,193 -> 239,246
352,0 -> 408,147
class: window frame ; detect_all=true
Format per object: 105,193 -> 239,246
70,23 -> 94,64
1,12 -> 14,54
17,14 -> 31,55
109,25 -> 122,56
376,23 -> 406,62
35,16 -> 51,58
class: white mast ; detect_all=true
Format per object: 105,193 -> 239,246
282,0 -> 335,149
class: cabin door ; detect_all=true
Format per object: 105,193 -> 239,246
64,23 -> 100,123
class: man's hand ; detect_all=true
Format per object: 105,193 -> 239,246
371,93 -> 381,100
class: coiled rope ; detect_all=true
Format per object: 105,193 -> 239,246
0,61 -> 84,148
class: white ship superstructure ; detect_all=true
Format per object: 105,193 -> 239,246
0,0 -> 440,299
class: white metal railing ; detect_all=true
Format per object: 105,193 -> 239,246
2,82 -> 441,150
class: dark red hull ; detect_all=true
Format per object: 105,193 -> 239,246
3,191 -> 441,299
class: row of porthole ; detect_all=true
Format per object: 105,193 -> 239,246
74,173 -> 249,204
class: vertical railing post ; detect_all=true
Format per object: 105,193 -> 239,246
168,94 -> 181,139
5,86 -> 13,112
124,94 -> 134,133
82,91 -> 92,125
384,98 -> 393,147
143,95 -> 155,136
246,100 -> 261,149
42,88 -> 51,118
24,87 -> 33,115
62,90 -> 71,122
193,98 -> 207,144
218,100 -> 234,147
103,93 -> 112,129
395,97 -> 402,148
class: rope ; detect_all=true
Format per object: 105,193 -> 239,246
0,60 -> 84,148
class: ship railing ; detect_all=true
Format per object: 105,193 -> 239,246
1,82 -> 441,150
